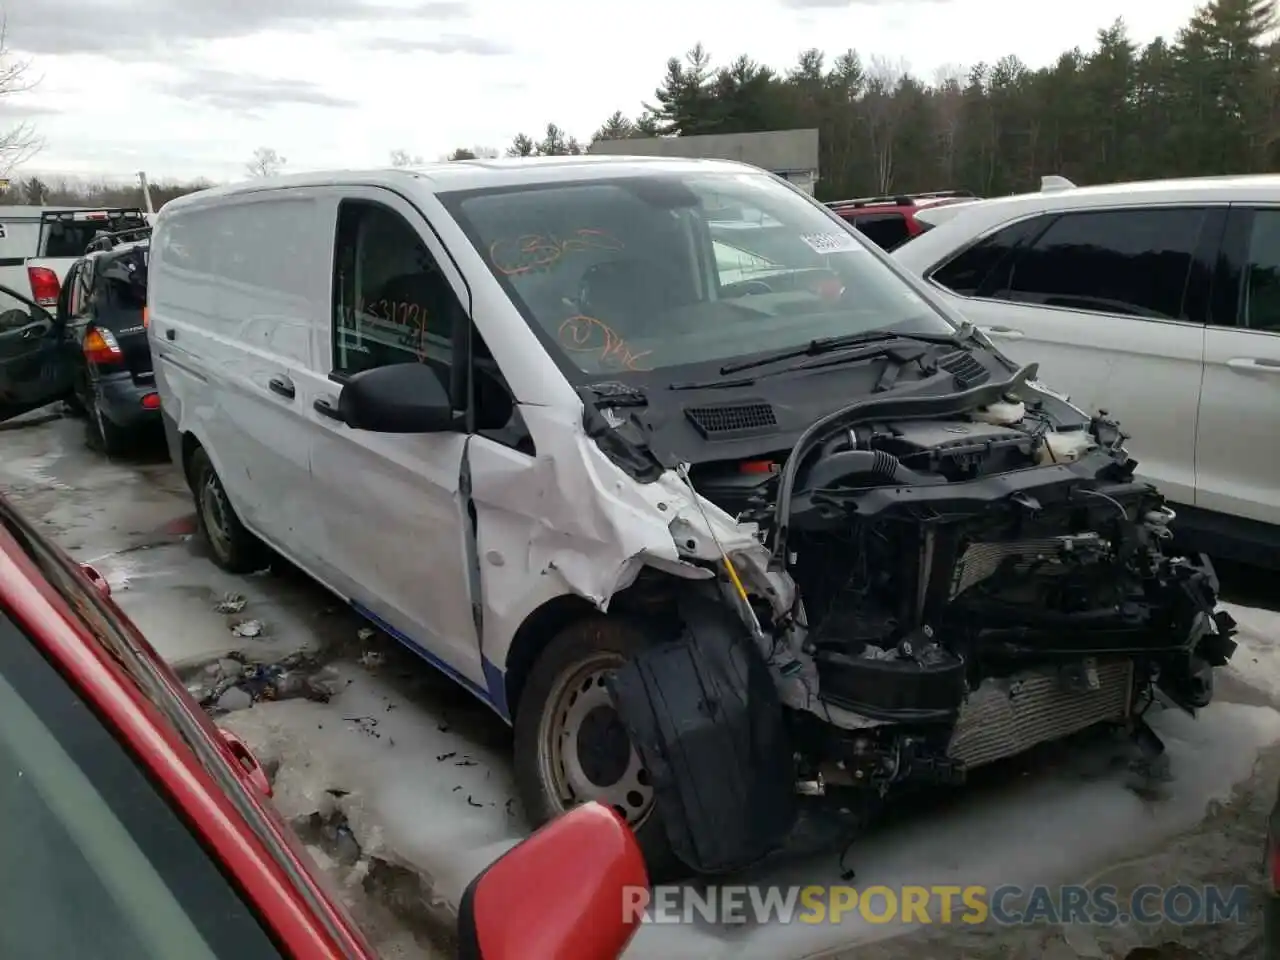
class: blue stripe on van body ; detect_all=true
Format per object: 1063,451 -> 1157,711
349,601 -> 511,723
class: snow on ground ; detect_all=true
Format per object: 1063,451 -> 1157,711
218,658 -> 1280,960
1223,601 -> 1280,706
6,412 -> 1280,959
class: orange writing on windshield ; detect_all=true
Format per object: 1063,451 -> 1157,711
490,229 -> 625,276
558,315 -> 652,371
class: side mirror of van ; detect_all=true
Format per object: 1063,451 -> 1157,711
457,802 -> 648,960
337,362 -> 458,433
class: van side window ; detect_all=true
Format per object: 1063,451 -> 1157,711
331,200 -> 458,380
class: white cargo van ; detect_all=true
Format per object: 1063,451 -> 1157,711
146,159 -> 1236,878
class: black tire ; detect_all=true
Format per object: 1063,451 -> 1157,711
188,446 -> 268,574
62,391 -> 86,417
512,616 -> 681,881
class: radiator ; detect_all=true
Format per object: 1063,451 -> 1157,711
949,533 -> 1108,598
947,659 -> 1133,769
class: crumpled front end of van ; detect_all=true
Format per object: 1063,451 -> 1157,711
573,365 -> 1237,876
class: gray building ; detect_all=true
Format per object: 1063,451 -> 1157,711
587,128 -> 819,195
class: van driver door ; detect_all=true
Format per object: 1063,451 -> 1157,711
302,189 -> 485,691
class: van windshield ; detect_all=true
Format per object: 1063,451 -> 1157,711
440,172 -> 956,376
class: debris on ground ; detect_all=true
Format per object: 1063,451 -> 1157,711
359,649 -> 385,669
232,619 -> 264,638
191,651 -> 347,715
215,592 -> 247,614
216,685 -> 254,712
357,627 -> 376,641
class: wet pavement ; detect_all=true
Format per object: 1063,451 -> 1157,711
4,404 -> 1280,960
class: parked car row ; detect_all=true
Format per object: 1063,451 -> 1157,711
0,222 -> 159,451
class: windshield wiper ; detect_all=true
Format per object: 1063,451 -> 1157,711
669,339 -> 933,392
719,329 -> 963,376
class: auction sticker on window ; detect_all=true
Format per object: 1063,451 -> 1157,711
800,232 -> 861,254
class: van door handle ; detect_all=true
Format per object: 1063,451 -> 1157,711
165,328 -> 176,341
979,325 -> 1025,340
268,376 -> 295,399
1226,357 -> 1280,374
313,398 -> 344,422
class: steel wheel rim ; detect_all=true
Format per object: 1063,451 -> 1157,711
536,653 -> 656,828
200,474 -> 233,561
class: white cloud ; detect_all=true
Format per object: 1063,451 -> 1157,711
7,0 -> 1201,182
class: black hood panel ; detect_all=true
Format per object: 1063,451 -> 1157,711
597,343 -> 1016,469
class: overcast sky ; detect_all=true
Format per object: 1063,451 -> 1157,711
5,0 -> 1202,183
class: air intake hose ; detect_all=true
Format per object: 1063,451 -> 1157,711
799,448 -> 945,492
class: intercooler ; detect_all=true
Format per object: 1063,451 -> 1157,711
946,659 -> 1133,769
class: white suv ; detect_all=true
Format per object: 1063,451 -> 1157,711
893,175 -> 1280,566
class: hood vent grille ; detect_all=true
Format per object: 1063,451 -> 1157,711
939,350 -> 990,388
685,401 -> 777,439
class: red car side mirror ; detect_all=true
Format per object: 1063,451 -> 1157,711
458,802 -> 649,960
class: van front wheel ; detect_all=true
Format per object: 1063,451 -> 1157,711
188,447 -> 267,574
512,616 -> 681,880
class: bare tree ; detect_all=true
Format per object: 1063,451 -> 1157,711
0,21 -> 44,175
245,146 -> 286,178
862,55 -> 909,193
932,64 -> 966,183
389,148 -> 423,167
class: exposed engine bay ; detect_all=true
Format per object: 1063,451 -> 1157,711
604,359 -> 1238,876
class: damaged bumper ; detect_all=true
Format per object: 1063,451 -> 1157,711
603,369 -> 1239,875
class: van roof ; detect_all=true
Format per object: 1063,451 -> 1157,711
159,156 -> 774,213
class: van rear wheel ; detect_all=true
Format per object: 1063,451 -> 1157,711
512,616 -> 681,881
188,447 -> 268,574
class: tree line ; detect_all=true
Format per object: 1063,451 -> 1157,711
498,0 -> 1280,200
3,0 -> 1276,206
1,174 -> 214,208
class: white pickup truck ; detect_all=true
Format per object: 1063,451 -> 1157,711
0,206 -> 148,310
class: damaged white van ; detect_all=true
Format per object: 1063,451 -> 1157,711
148,157 -> 1237,879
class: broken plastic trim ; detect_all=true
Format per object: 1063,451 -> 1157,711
769,362 -> 1040,563
606,590 -> 796,874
